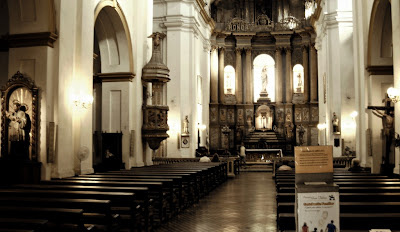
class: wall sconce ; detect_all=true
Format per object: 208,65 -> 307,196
72,94 -> 93,109
387,87 -> 400,103
197,124 -> 206,130
317,123 -> 327,130
350,111 -> 358,119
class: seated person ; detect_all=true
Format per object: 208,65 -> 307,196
348,159 -> 363,172
278,160 -> 292,171
199,155 -> 211,163
211,153 -> 220,162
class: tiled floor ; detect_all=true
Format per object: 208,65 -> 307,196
155,172 -> 277,232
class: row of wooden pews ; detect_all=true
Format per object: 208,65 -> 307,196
275,170 -> 400,231
0,161 -> 227,231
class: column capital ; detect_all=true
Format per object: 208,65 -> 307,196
302,44 -> 309,52
284,46 -> 292,53
235,47 -> 243,54
275,47 -> 284,53
245,47 -> 252,54
211,45 -> 218,52
218,46 -> 225,52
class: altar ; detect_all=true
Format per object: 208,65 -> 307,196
245,149 -> 283,163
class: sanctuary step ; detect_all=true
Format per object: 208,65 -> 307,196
244,131 -> 286,144
241,163 -> 273,172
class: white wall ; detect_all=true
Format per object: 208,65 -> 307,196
154,0 -> 211,157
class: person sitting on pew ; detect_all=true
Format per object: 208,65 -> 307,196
211,153 -> 220,162
278,160 -> 292,171
199,155 -> 211,163
348,159 -> 363,172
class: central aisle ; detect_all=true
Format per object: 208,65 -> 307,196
156,172 -> 277,232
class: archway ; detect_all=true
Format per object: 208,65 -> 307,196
93,2 -> 133,171
367,0 -> 394,174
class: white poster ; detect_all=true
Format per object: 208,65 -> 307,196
297,192 -> 340,232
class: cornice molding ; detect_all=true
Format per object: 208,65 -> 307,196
95,72 -> 136,82
7,32 -> 58,48
366,65 -> 393,75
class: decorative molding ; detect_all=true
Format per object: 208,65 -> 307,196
95,72 -> 135,82
196,0 -> 215,31
7,32 -> 58,48
366,65 -> 393,75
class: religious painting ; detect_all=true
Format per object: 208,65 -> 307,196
220,108 -> 227,123
210,107 -> 218,123
245,109 -> 254,127
295,108 -> 302,122
227,108 -> 235,123
237,108 -> 244,125
276,108 -> 284,122
302,107 -> 309,122
209,127 -> 220,150
285,108 -> 292,122
311,107 -> 319,122
1,71 -> 39,161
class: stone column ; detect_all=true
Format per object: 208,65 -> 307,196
285,47 -> 292,103
275,47 -> 283,104
210,46 -> 218,103
310,44 -> 318,102
245,47 -> 253,104
235,48 -> 243,103
218,47 -> 225,103
302,45 -> 309,102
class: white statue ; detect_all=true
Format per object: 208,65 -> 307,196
261,66 -> 268,92
183,115 -> 189,134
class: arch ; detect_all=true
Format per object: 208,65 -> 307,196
253,54 -> 275,102
367,0 -> 392,66
94,1 -> 133,73
224,65 -> 235,94
293,64 -> 304,93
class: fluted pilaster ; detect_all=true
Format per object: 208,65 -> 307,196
235,48 -> 243,103
218,47 -> 225,103
285,47 -> 292,103
310,44 -> 318,102
275,47 -> 283,104
302,45 -> 309,102
210,46 -> 218,103
245,47 -> 253,104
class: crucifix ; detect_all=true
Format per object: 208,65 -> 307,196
367,95 -> 395,173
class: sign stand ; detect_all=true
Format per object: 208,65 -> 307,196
294,146 -> 340,232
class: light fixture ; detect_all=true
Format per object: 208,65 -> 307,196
73,94 -> 94,109
317,123 -> 327,130
197,124 -> 206,130
350,111 -> 358,119
387,87 -> 400,103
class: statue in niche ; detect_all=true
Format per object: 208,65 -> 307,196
261,66 -> 268,92
332,112 -> 340,134
296,73 -> 303,93
183,115 -> 189,134
226,74 -> 233,94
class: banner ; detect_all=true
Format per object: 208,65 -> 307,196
297,192 -> 340,232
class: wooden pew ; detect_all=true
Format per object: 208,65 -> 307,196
41,179 -> 167,226
0,196 -> 117,231
0,218 -> 48,232
0,206 -> 86,232
0,189 -> 135,231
